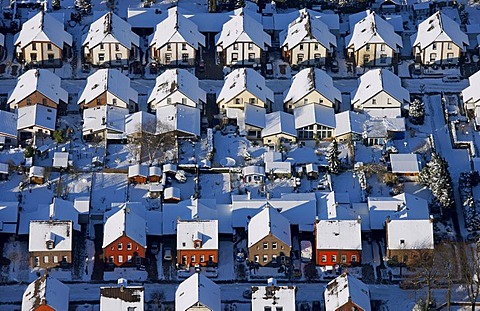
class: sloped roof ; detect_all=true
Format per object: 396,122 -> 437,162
334,111 -> 368,137
462,70 -> 480,105
100,284 -> 144,310
387,218 -> 434,250
82,106 -> 129,136
294,104 -> 336,129
217,68 -> 274,105
22,274 -> 69,311
82,12 -> 139,49
176,220 -> 219,250
411,12 -> 468,50
244,103 -> 266,128
0,202 -> 19,234
17,105 -> 56,131
389,153 -> 421,173
150,7 -> 205,49
175,273 -> 221,311
280,9 -> 336,51
0,110 -> 18,139
29,220 -> 73,252
155,104 -> 200,137
346,11 -> 402,51
248,207 -> 291,247
128,164 -> 148,178
316,220 -> 362,250
125,111 -> 156,136
325,273 -> 371,311
14,11 -> 72,49
284,68 -> 341,105
103,205 -> 147,248
262,111 -> 296,138
8,69 -> 68,107
53,152 -> 69,168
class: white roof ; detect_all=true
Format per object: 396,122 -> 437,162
83,12 -> 139,50
107,202 -> 162,237
156,104 -> 200,137
215,11 -> 271,50
125,111 -> 156,136
334,111 -> 368,137
412,12 -> 468,51
262,111 -> 296,138
265,161 -> 291,174
103,205 -> 147,248
0,33 -> 4,47
83,106 -> 129,136
78,69 -> 138,106
248,207 -> 291,247
150,7 -> 205,50
29,220 -> 73,252
244,103 -> 266,128
149,166 -> 162,177
389,153 -> 421,173
22,275 -> 69,311
73,197 -> 90,214
0,202 -> 19,234
325,273 -> 371,311
176,220 -> 218,250
351,69 -> 409,107
100,284 -> 144,310
316,220 -> 362,250
128,164 -> 148,178
147,69 -> 206,109
294,104 -> 336,129
0,110 -> 17,139
242,165 -> 265,176
280,9 -> 336,51
387,218 -> 434,250
217,68 -> 274,105
175,273 -> 221,311
53,152 -> 69,168
14,11 -> 72,49
0,163 -> 8,174
252,284 -> 296,310
269,9 -> 339,33
8,69 -> 68,107
462,70 -> 480,105
29,165 -> 45,178
284,68 -> 341,106
17,104 -> 56,132
346,11 -> 402,51
164,186 -> 181,200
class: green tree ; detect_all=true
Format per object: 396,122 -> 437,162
53,130 -> 66,144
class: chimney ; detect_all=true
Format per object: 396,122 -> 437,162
357,215 -> 361,224
267,278 -> 277,287
34,69 -> 40,77
102,117 -> 106,125
118,278 -> 128,291
386,216 -> 391,223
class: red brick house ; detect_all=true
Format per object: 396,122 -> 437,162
103,205 -> 147,267
176,220 -> 218,268
324,273 -> 371,311
315,219 -> 362,267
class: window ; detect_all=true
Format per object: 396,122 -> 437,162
191,255 -> 196,263
432,43 -> 437,50
372,99 -> 376,105
263,255 -> 268,262
272,242 -> 277,250
299,44 -> 304,51
298,125 -> 314,139
100,43 -> 104,50
447,42 -> 452,50
97,98 -> 102,105
44,256 -> 49,263
352,255 -> 357,262
248,43 -> 254,50
115,44 -> 120,51
109,256 -> 114,263
127,255 -> 132,262
98,53 -> 105,62
167,44 -> 172,51
182,43 -> 187,50
47,43 -> 52,51
249,98 -> 256,104
263,242 -> 268,249
167,98 -> 172,105
365,44 -> 370,51
128,307 -> 136,311
314,54 -> 321,62
182,98 -> 187,105
254,255 -> 259,262
380,54 -> 387,64
430,53 -> 436,62
182,53 -> 188,62
27,98 -> 31,105
332,255 -> 337,263
297,53 -> 304,63
341,255 -> 347,263
248,53 -> 255,62
314,44 -> 319,51
32,43 -> 37,50
30,53 -> 37,61
165,53 -> 172,64
231,53 -> 238,62
200,255 -> 205,262
265,307 -> 272,311
235,98 -> 241,105
127,243 -> 132,250
380,44 -> 385,51
194,241 -> 201,248
182,256 -> 187,264
363,54 -> 369,64
34,257 -> 39,266
53,256 -> 58,263
62,256 -> 67,263
276,308 -> 283,311
447,53 -> 454,63
42,98 -> 47,106
115,53 -> 122,62
400,239 -> 405,245
118,243 -> 123,250
209,255 -> 214,262
272,255 -> 277,263
281,245 -> 284,250
233,43 -> 238,50
118,255 -> 123,263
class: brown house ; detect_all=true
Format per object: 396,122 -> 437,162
128,164 -> 148,184
248,207 -> 292,267
29,166 -> 45,185
176,220 -> 219,268
148,166 -> 162,183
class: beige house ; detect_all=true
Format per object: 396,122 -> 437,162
280,9 -> 336,66
346,11 -> 402,67
262,111 -> 297,147
283,67 -> 342,112
294,104 -> 336,144
215,10 -> 271,66
149,8 -> 205,66
217,68 -> 274,114
14,11 -> 72,67
462,70 -> 480,129
411,12 -> 468,66
17,105 -> 57,143
82,12 -> 140,67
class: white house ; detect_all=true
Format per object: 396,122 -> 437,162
262,111 -> 297,147
324,273 -> 371,311
100,279 -> 144,311
175,272 -> 221,311
251,279 -> 296,311
17,104 -> 56,142
82,106 -> 129,141
156,104 -> 201,137
411,12 -> 468,66
294,103 -> 336,143
462,70 -> 480,129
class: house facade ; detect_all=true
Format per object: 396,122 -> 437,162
176,220 -> 219,267
294,104 -> 336,143
262,111 -> 297,147
462,70 -> 480,129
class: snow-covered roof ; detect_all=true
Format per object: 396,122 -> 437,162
284,68 -> 341,105
103,205 -> 147,248
269,9 -> 339,33
215,11 -> 271,50
0,110 -> 18,139
462,70 -> 480,106
150,7 -> 205,50
387,218 -> 434,250
0,202 -> 19,234
244,103 -> 266,128
156,104 -> 200,137
22,274 -> 69,311
29,165 -> 45,178
316,220 -> 362,250
107,202 -> 162,237
389,153 -> 421,174
248,207 -> 291,247
0,163 -> 7,174
252,284 -> 296,310
17,104 -> 56,132
176,220 -> 218,250
83,12 -> 139,50
280,9 -> 336,51
78,69 -> 138,106
100,284 -> 144,310
149,166 -> 162,177
53,152 -> 69,168
242,165 -> 265,176
334,111 -> 368,137
294,104 -> 336,129
346,11 -> 402,51
164,186 -> 181,200
125,111 -> 156,136
411,12 -> 468,51
265,161 -> 291,175
14,11 -> 72,49
29,220 -> 73,252
8,69 -> 68,107
175,273 -> 221,311
325,273 -> 371,311
128,164 -> 149,178
83,106 -> 129,136
349,10 -> 403,33
217,68 -> 274,106
147,68 -> 206,108
262,111 -> 296,138
0,33 -> 4,47
363,117 -> 405,138
73,197 -> 90,214
351,69 -> 410,107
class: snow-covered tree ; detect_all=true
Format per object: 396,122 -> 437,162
409,99 -> 425,125
420,152 -> 454,213
326,139 -> 341,174
75,0 -> 92,14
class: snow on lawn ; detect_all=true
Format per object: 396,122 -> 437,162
286,145 -> 324,165
0,173 -> 25,202
213,133 -> 252,167
91,173 -> 128,214
2,240 -> 30,282
128,183 -> 161,210
106,144 -> 136,169
65,173 -> 93,200
217,241 -> 235,281
178,140 -> 200,164
198,173 -> 231,204
331,171 -> 363,203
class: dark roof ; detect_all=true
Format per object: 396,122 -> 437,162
100,286 -> 144,303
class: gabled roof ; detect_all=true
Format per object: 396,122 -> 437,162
284,68 -> 341,105
147,68 -> 206,108
248,207 -> 291,247
82,12 -> 139,49
8,69 -> 68,107
175,273 -> 221,311
462,70 -> 480,105
17,105 -> 56,131
244,103 -> 266,128
346,11 -> 402,51
82,106 -> 129,136
128,164 -> 148,178
0,202 -> 19,234
150,7 -> 205,49
103,205 -> 147,248
29,220 -> 73,252
176,220 -> 219,250
14,11 -> 72,49
215,10 -> 271,50
280,9 -> 336,51
294,104 -> 336,129
156,104 -> 200,137
334,111 -> 368,137
351,69 -> 409,106
325,273 -> 371,311
78,69 -> 138,106
0,110 -> 17,139
53,152 -> 69,168
217,68 -> 274,105
387,218 -> 434,250
262,111 -> 296,138
315,220 -> 362,250
22,274 -> 69,311
389,153 -> 421,173
125,111 -> 156,136
411,12 -> 468,50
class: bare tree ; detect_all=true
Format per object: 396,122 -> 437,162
411,249 -> 437,309
460,242 -> 480,311
435,242 -> 458,311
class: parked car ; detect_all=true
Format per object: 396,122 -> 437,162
330,60 -> 339,73
442,75 -> 461,83
242,289 -> 252,299
163,247 -> 172,261
198,59 -> 205,72
300,302 -> 311,311
413,63 -> 422,75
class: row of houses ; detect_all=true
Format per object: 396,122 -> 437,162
10,7 -> 469,69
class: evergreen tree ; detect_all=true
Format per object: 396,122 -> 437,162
409,99 -> 425,125
75,0 -> 92,14
326,139 -> 341,174
420,152 -> 454,212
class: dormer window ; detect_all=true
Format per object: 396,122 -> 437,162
194,241 -> 202,248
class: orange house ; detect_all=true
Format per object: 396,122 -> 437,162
22,274 -> 70,310
128,164 -> 148,184
176,219 -> 219,267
